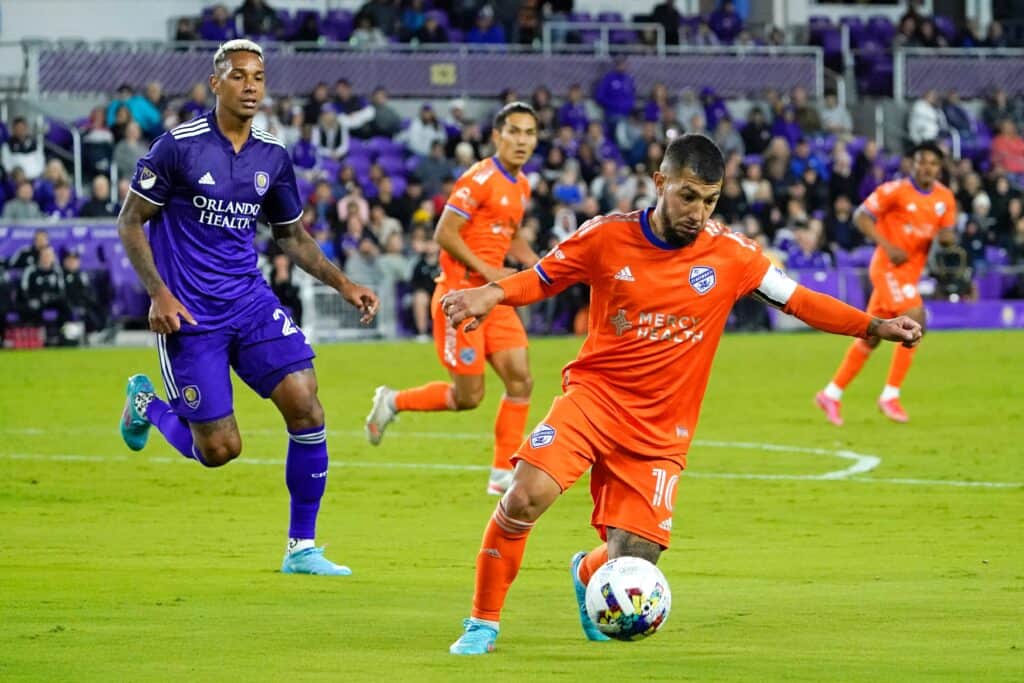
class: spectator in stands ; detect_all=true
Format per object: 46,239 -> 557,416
2,180 -> 42,220
364,86 -> 403,138
338,184 -> 371,225
451,141 -> 477,178
413,11 -> 449,43
414,140 -> 455,196
990,120 -> 1024,179
398,0 -> 427,41
740,162 -> 772,206
174,16 -> 199,41
291,12 -> 322,44
908,89 -> 946,145
79,175 -> 118,218
740,107 -> 771,155
368,203 -> 403,246
357,0 -> 400,37
407,239 -> 439,341
713,117 -> 745,159
401,104 -> 447,158
333,79 -> 366,115
787,221 -> 831,269
826,194 -> 861,252
467,5 -> 506,44
291,123 -> 319,175
110,105 -> 133,144
650,0 -> 681,45
960,218 -> 987,272
594,57 -> 636,132
350,15 -> 390,47
984,20 -> 1008,48
929,239 -> 974,301
390,178 -> 422,228
942,90 -> 973,141
313,103 -> 375,160
715,176 -> 748,224
268,253 -> 303,326
236,0 -> 280,37
106,84 -> 160,138
303,82 -> 331,124
199,4 -> 237,41
819,93 -> 852,137
1008,216 -> 1024,274
2,118 -> 44,181
709,0 -> 743,42
180,83 -> 210,122
113,122 -> 148,183
982,88 -> 1019,133
275,99 -> 302,147
49,182 -> 78,220
893,15 -> 918,48
770,107 -> 802,147
558,84 -> 588,135
375,231 -> 410,337
61,249 -> 104,333
18,245 -> 67,329
790,86 -> 822,137
7,229 -> 49,269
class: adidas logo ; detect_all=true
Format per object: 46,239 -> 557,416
614,265 -> 635,282
658,517 -> 673,531
198,172 -> 216,186
500,195 -> 509,206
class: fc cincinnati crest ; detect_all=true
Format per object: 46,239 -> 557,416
182,385 -> 202,410
530,423 -> 556,449
459,347 -> 477,365
254,171 -> 269,196
689,266 -> 716,295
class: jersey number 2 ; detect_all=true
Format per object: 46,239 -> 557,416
274,308 -> 298,337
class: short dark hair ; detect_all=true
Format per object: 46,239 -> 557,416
911,140 -> 945,160
493,101 -> 538,132
661,134 -> 724,183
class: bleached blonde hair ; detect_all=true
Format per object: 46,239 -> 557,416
213,39 -> 264,76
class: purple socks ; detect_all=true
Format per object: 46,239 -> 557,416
145,397 -> 208,465
286,425 -> 328,540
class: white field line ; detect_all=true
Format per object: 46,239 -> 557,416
1,430 -> 1020,488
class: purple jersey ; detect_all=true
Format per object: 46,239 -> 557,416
130,111 -> 303,330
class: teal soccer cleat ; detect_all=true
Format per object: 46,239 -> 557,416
570,551 -> 611,641
280,547 -> 352,576
449,618 -> 498,655
120,374 -> 156,452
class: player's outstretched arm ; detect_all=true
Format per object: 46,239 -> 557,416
782,284 -> 922,348
117,192 -> 197,334
272,219 -> 379,324
443,268 -> 557,331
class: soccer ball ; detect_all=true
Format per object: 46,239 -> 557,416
584,556 -> 671,640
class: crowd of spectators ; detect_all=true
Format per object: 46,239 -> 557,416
3,2 -> 1024,342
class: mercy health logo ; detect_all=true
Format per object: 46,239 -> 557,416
192,195 -> 261,230
689,266 -> 716,295
636,311 -> 704,345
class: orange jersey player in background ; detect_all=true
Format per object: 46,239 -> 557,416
816,140 -> 957,426
365,102 -> 540,496
440,134 -> 922,655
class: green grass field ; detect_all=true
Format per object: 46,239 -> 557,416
1,331 -> 1022,682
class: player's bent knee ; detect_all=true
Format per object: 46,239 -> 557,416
198,441 -> 242,467
501,483 -> 550,522
284,396 -> 324,431
453,388 -> 484,410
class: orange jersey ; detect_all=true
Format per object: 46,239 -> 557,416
532,208 -> 773,459
861,178 -> 956,281
439,156 -> 531,288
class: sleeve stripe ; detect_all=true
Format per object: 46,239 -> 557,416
269,210 -> 304,226
856,206 -> 877,220
445,204 -> 471,220
129,186 -> 165,207
534,263 -> 553,285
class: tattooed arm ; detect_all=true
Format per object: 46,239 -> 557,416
117,192 -> 196,334
272,218 -> 379,323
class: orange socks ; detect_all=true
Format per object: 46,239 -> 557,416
494,396 -> 529,471
577,543 -> 609,586
885,343 -> 916,388
394,381 -> 454,412
471,500 -> 534,622
832,339 -> 874,390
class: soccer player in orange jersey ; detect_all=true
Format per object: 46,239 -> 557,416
439,134 -> 922,655
815,141 -> 957,425
365,102 -> 540,495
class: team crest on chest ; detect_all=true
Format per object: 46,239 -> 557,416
254,171 -> 269,197
689,266 -> 716,295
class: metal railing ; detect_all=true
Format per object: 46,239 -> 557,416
541,21 -> 667,57
894,46 -> 1024,102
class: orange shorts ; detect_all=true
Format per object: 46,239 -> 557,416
513,392 -> 684,549
431,285 -> 528,375
867,270 -> 923,318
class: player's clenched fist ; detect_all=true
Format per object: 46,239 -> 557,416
869,315 -> 923,348
441,283 -> 506,331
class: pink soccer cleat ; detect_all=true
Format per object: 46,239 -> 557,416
814,391 -> 844,426
878,398 -> 909,423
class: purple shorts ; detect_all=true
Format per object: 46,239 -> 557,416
156,288 -> 315,422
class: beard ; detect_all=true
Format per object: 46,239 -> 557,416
657,205 -> 699,248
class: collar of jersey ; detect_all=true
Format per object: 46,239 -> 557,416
640,207 -> 682,250
909,176 -> 934,195
206,109 -> 256,155
490,155 -> 518,184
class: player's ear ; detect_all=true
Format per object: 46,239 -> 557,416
208,73 -> 219,95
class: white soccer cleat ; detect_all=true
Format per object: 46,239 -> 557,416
487,467 -> 514,496
365,385 -> 398,446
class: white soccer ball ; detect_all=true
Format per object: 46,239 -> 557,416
584,556 -> 672,640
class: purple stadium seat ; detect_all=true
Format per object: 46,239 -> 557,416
376,154 -> 406,175
389,175 -> 407,197
792,269 -> 842,298
834,249 -> 858,267
852,245 -> 875,267
839,268 -> 866,309
975,272 -> 1004,299
867,16 -> 895,43
743,153 -> 763,167
45,118 -> 73,150
597,12 -> 624,23
426,10 -> 449,29
448,28 -> 463,42
569,12 -> 592,23
405,156 -> 420,175
985,246 -> 1009,266
933,15 -> 957,42
820,28 -> 843,72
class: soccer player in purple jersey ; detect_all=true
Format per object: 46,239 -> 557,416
116,39 -> 379,576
